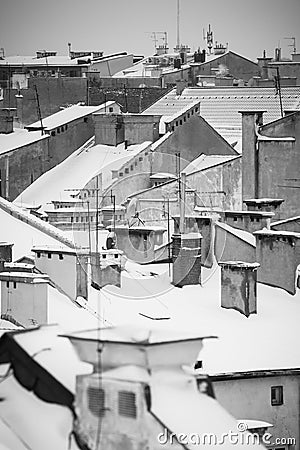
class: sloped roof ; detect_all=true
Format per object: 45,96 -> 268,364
0,55 -> 87,67
191,50 -> 258,68
15,139 -> 149,209
143,86 -> 300,148
0,129 -> 49,156
184,154 -> 240,175
27,103 -> 115,130
0,197 -> 74,259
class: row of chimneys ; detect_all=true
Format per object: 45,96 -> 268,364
0,243 -> 123,327
170,194 -> 300,315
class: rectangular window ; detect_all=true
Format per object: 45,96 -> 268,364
48,253 -> 52,259
271,386 -> 283,406
13,282 -> 17,289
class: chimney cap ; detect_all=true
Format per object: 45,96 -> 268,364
238,110 -> 266,115
243,198 -> 284,205
223,210 -> 274,218
219,261 -> 260,270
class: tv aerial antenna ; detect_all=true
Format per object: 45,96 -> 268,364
203,24 -> 214,55
283,37 -> 296,54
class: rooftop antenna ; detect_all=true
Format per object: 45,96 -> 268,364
203,24 -> 213,55
68,42 -> 72,57
284,37 -> 296,54
177,0 -> 180,48
148,31 -> 168,53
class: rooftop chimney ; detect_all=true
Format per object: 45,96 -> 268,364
254,230 -> 300,295
243,198 -> 284,221
0,108 -> 15,134
240,111 -> 265,202
219,261 -> 260,317
176,80 -> 186,96
173,215 -> 214,268
172,232 -> 202,287
274,47 -> 281,62
222,210 -> 274,233
257,51 -> 273,79
32,247 -> 88,300
90,249 -> 123,289
0,242 -> 13,272
0,272 -> 49,327
15,93 -> 24,128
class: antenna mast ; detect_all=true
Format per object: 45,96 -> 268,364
177,0 -> 180,48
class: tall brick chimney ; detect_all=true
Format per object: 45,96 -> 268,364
15,93 -> 24,128
0,272 -> 50,327
172,232 -> 202,287
218,261 -> 260,317
240,111 -> 265,203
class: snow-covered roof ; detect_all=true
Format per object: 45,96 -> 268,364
113,57 -> 191,78
26,103 -> 114,130
0,197 -> 74,260
215,221 -> 256,246
0,55 -> 87,67
0,129 -> 49,156
15,140 -> 149,209
143,86 -> 300,149
184,154 -> 240,175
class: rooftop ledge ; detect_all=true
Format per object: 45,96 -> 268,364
218,261 -> 260,270
257,134 -> 295,142
253,229 -> 300,239
243,198 -> 284,204
223,210 -> 274,217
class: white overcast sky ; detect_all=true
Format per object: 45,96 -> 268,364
1,0 -> 299,61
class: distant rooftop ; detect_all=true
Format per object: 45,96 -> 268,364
143,86 -> 300,149
26,102 -> 116,131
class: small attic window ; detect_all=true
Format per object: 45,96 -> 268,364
271,386 -> 283,406
118,390 -> 137,418
84,117 -> 88,123
109,107 -> 113,112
